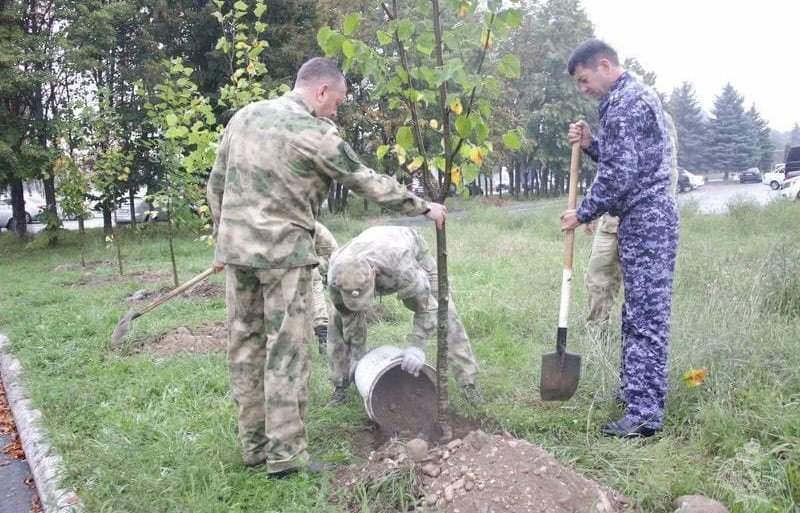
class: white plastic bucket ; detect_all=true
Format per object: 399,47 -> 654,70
354,345 -> 438,437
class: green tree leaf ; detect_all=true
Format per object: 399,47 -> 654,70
396,126 -> 414,150
343,13 -> 361,36
498,54 -> 521,79
503,130 -> 522,150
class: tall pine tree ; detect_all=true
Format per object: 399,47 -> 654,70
668,82 -> 708,172
710,83 -> 751,179
745,105 -> 773,172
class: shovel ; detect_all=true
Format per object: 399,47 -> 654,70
112,266 -> 219,342
540,142 -> 582,401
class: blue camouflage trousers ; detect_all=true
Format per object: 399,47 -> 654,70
225,264 -> 313,474
616,199 -> 679,430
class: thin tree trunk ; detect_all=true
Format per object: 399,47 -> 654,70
114,222 -> 124,276
78,217 -> 86,267
167,198 -> 178,287
435,224 -> 451,441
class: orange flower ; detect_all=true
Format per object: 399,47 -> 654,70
682,368 -> 708,388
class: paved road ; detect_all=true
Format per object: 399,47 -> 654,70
0,383 -> 38,513
21,215 -> 105,234
676,179 -> 783,214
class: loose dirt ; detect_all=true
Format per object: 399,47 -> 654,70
333,432 -> 635,513
72,269 -> 173,286
123,322 -> 227,357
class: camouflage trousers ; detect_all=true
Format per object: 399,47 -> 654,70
225,264 -> 313,474
617,201 -> 679,430
327,294 -> 480,388
311,267 -> 328,328
585,214 -> 622,326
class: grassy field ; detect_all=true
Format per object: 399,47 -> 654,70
0,196 -> 798,512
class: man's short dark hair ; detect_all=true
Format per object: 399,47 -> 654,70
295,57 -> 344,88
567,39 -> 619,75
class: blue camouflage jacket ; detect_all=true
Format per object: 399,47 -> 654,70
576,72 -> 674,224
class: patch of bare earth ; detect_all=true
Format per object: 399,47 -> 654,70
72,269 -> 173,286
333,431 -> 635,513
122,322 -> 227,356
53,260 -> 115,272
123,281 -> 224,303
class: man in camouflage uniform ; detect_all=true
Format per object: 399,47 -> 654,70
561,39 -> 679,438
207,57 -> 447,476
584,112 -> 679,329
325,226 -> 482,407
312,221 -> 338,356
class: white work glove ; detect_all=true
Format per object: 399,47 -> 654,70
400,346 -> 426,377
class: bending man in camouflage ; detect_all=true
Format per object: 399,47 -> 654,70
207,57 -> 447,476
312,221 -> 338,356
326,226 -> 482,406
561,39 -> 679,438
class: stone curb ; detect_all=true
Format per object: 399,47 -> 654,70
0,334 -> 83,513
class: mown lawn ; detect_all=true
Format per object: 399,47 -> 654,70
0,196 -> 798,512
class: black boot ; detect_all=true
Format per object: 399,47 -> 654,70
329,385 -> 348,407
600,417 -> 657,438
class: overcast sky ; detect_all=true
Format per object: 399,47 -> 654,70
579,0 -> 799,133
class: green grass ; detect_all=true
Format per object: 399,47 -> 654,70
1,196 -> 799,512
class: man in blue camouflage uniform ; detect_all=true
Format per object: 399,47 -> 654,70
583,112 -> 679,330
560,39 -> 679,438
207,57 -> 447,476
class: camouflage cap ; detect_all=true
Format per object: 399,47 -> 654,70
331,256 -> 375,311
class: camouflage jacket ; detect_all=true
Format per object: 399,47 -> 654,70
207,91 -> 428,268
577,72 -> 675,224
328,226 -> 437,349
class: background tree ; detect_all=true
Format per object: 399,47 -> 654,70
745,105 -> 774,172
0,0 -> 57,237
142,58 -> 220,286
53,153 -> 91,265
709,83 -> 751,179
510,0 -> 595,197
667,82 -> 709,172
60,0 -> 165,231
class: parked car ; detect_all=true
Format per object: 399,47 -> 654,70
784,146 -> 800,180
494,183 -> 510,193
738,168 -> 762,184
762,169 -> 786,190
0,195 -> 46,230
114,197 -> 168,224
780,176 -> 800,200
676,170 -> 704,192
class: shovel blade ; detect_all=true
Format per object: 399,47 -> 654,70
540,351 -> 581,401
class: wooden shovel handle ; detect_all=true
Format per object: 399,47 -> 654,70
557,143 -> 581,339
138,266 -> 218,316
564,142 -> 581,271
